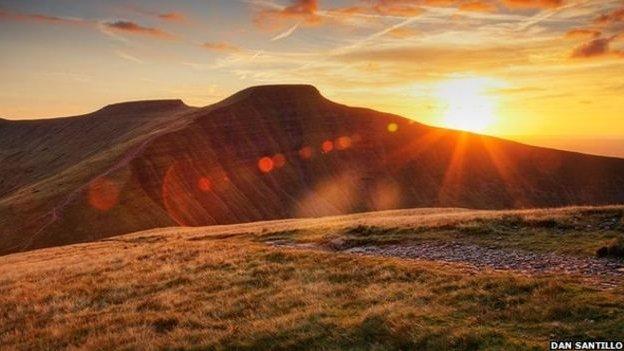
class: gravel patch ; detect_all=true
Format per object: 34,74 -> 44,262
268,240 -> 624,286
344,242 -> 624,277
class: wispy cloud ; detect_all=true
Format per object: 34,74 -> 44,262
571,35 -> 624,58
102,21 -> 176,40
202,42 -> 243,53
0,9 -> 87,26
115,50 -> 145,64
501,0 -> 564,9
594,5 -> 624,25
271,22 -> 301,41
459,1 -> 498,13
123,5 -> 188,22
254,0 -> 320,29
0,8 -> 180,43
565,28 -> 601,39
157,12 -> 186,22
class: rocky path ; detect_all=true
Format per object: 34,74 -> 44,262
345,242 -> 624,276
268,240 -> 624,286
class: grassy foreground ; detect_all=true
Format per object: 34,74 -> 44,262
1,207 -> 623,350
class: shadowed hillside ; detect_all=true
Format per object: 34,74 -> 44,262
0,100 -> 196,254
1,85 -> 624,255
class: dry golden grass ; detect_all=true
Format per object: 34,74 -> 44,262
0,206 -> 623,350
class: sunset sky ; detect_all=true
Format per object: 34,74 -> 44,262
1,0 -> 623,156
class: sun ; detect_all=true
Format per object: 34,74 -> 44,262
434,77 -> 501,133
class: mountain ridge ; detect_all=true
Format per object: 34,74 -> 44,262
1,84 -> 624,255
95,99 -> 189,115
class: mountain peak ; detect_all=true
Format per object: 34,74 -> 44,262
228,84 -> 324,103
244,84 -> 320,94
95,99 -> 188,115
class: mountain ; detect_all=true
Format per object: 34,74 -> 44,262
1,84 -> 624,255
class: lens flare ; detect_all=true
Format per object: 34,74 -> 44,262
258,157 -> 274,173
299,146 -> 313,159
321,140 -> 334,153
272,153 -> 286,168
88,177 -> 120,211
336,136 -> 352,150
197,177 -> 212,192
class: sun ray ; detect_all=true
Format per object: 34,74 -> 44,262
437,132 -> 470,205
479,137 -> 530,208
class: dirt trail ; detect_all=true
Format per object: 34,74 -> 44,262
268,240 -> 624,287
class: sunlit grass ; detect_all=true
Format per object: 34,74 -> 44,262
0,206 -> 623,349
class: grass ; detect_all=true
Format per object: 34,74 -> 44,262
262,207 -> 624,258
0,206 -> 623,350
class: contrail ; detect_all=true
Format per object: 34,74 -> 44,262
271,22 -> 300,41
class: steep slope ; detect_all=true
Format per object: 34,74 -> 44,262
1,85 -> 624,255
0,100 -> 191,196
0,100 -> 196,253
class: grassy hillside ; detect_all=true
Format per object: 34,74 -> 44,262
1,206 -> 623,350
0,100 -> 196,254
2,85 -> 624,255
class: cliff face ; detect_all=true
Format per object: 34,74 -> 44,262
2,85 -> 624,255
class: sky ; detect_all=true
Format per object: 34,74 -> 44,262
0,0 -> 623,157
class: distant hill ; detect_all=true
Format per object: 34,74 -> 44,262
1,84 -> 624,255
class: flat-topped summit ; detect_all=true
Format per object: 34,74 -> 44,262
226,84 -> 325,103
242,84 -> 321,96
95,99 -> 188,115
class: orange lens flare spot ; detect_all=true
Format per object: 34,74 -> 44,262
258,156 -> 274,173
88,177 -> 120,212
299,146 -> 313,160
272,153 -> 286,168
336,136 -> 352,150
387,123 -> 398,133
197,177 -> 212,192
321,140 -> 334,153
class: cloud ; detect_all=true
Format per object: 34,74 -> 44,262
102,21 -> 175,40
253,0 -> 427,32
335,44 -> 531,71
571,36 -> 623,59
115,50 -> 144,64
459,1 -> 498,13
500,0 -> 564,9
128,5 -> 187,22
565,28 -> 601,40
369,2 -> 425,17
271,22 -> 301,41
386,26 -> 419,38
254,0 -> 321,29
571,37 -> 610,58
282,0 -> 318,15
0,9 -> 86,25
250,0 -> 569,35
157,12 -> 187,22
0,8 -> 180,44
202,42 -> 243,53
118,4 -> 187,22
594,6 -> 624,26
